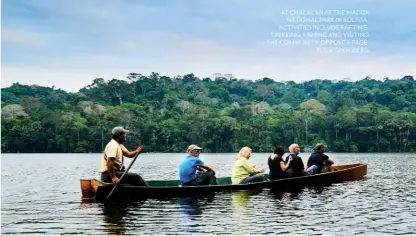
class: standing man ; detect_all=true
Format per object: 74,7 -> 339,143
307,143 -> 335,174
287,143 -> 318,177
179,144 -> 216,186
100,126 -> 147,186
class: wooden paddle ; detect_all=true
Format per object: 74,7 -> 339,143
106,146 -> 143,200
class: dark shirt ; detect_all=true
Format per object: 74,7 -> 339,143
307,151 -> 329,174
268,155 -> 289,180
287,154 -> 305,177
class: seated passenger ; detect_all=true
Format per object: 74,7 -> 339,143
286,144 -> 318,177
268,146 -> 292,180
307,143 -> 335,174
179,144 -> 216,186
232,147 -> 264,185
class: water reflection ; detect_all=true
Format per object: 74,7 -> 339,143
178,194 -> 215,233
101,200 -> 144,235
269,185 -> 331,201
286,187 -> 304,199
308,185 -> 329,195
178,194 -> 215,218
231,190 -> 262,215
269,187 -> 304,200
269,188 -> 286,200
178,196 -> 203,216
3,153 -> 415,235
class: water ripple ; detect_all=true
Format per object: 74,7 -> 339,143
1,153 -> 416,235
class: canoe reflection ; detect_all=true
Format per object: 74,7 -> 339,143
178,194 -> 215,217
178,194 -> 216,232
231,189 -> 262,215
272,187 -> 303,200
269,185 -> 330,201
102,200 -> 144,235
178,197 -> 202,216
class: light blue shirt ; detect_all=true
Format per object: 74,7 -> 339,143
179,155 -> 205,183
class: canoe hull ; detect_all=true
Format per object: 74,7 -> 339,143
81,163 -> 367,202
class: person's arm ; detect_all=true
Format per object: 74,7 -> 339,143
105,145 -> 120,184
106,158 -> 119,184
197,165 -> 212,174
242,160 -> 264,174
300,159 -> 308,174
121,145 -> 143,158
326,156 -> 334,165
195,159 -> 216,175
200,164 -> 216,175
280,159 -> 292,171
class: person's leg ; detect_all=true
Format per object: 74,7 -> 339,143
101,172 -> 112,183
203,171 -> 215,185
182,179 -> 196,186
192,171 -> 214,186
286,169 -> 294,177
280,172 -> 290,179
306,165 -> 318,176
321,162 -> 332,173
115,171 -> 148,186
240,174 -> 264,184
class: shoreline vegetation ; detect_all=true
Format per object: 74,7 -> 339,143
1,73 -> 415,153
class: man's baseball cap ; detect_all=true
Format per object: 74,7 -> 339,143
112,126 -> 130,135
187,144 -> 202,151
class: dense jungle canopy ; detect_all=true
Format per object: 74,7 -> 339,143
1,73 -> 415,153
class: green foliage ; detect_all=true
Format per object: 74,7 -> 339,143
1,75 -> 415,153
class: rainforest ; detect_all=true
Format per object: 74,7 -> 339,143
1,73 -> 415,153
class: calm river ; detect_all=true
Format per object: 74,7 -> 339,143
1,153 -> 415,235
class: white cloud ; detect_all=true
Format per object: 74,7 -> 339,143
233,52 -> 415,82
2,0 -> 415,92
2,33 -> 414,92
1,67 -> 128,92
2,28 -> 47,46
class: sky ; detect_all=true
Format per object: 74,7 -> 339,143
1,0 -> 416,92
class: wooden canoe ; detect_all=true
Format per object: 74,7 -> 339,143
80,163 -> 367,202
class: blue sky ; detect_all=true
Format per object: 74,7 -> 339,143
2,0 -> 415,92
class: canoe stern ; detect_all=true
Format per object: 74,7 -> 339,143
80,179 -> 93,199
